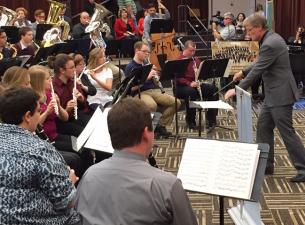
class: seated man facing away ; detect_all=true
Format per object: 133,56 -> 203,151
0,87 -> 79,225
75,97 -> 198,225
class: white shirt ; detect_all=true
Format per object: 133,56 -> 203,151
87,68 -> 113,106
220,24 -> 236,40
0,14 -> 8,26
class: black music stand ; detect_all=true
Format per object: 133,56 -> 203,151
1,26 -> 19,44
112,64 -> 153,104
0,58 -> 22,77
161,58 -> 191,137
30,45 -> 55,66
35,24 -> 53,42
150,19 -> 174,70
195,58 -> 230,135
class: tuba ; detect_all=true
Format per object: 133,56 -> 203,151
42,27 -> 62,48
0,6 -> 16,26
45,0 -> 70,41
85,21 -> 107,49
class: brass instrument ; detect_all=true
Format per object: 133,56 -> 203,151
45,0 -> 70,42
192,57 -> 203,101
85,21 -> 107,48
92,2 -> 111,22
42,27 -> 62,47
0,6 -> 16,25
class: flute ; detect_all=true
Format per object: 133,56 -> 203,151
50,81 -> 59,116
73,72 -> 78,120
85,60 -> 110,74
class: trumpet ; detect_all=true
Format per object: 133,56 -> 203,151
73,72 -> 78,120
80,60 -> 110,79
192,57 -> 203,101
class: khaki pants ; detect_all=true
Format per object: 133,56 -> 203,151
134,89 -> 180,126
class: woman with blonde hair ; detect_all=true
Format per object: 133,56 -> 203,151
2,66 -> 31,88
29,65 -> 85,176
87,47 -> 113,110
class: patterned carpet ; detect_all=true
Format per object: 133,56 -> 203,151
151,95 -> 305,225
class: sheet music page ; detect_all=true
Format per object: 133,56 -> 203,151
85,108 -> 114,154
74,107 -> 103,151
177,139 -> 259,200
190,100 -> 233,110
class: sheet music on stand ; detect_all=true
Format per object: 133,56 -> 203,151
190,100 -> 233,110
177,138 -> 260,200
85,107 -> 114,154
71,107 -> 104,152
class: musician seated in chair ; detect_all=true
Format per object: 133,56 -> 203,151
72,11 -> 90,39
114,8 -> 139,57
175,40 -> 219,130
0,29 -> 13,59
143,2 -> 170,45
12,26 -> 35,57
125,41 -> 179,138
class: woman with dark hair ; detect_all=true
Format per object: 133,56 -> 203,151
114,7 -> 138,56
235,12 -> 246,40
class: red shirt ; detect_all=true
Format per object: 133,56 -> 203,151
176,54 -> 201,86
114,18 -> 137,40
138,17 -> 144,36
52,76 -> 89,117
40,90 -> 57,141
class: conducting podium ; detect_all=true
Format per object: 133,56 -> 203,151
177,138 -> 269,225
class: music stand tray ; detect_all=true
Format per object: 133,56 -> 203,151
0,58 -> 22,77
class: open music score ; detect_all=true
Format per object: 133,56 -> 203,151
177,139 -> 260,200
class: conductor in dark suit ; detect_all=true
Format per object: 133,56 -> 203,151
225,13 -> 305,182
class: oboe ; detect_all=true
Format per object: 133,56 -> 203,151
146,59 -> 165,94
50,81 -> 59,116
193,57 -> 203,101
73,72 -> 78,120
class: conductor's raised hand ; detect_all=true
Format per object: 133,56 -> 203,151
233,70 -> 244,82
224,88 -> 236,101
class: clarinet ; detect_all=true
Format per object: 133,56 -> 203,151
146,59 -> 165,94
35,124 -> 55,144
193,57 -> 203,101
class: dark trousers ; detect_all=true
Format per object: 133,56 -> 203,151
257,104 -> 305,173
176,83 -> 219,125
56,110 -> 91,137
54,134 -> 94,177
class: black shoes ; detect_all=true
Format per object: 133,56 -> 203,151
290,173 -> 305,182
154,125 -> 172,138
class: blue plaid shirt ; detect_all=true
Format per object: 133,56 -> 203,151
0,124 -> 79,225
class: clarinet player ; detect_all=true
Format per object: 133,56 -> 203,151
175,40 -> 219,130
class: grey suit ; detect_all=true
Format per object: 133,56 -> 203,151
239,30 -> 305,173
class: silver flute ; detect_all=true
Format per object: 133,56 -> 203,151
73,72 -> 78,120
193,57 -> 203,101
50,81 -> 59,116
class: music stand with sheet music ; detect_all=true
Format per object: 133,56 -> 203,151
150,19 -> 174,69
190,58 -> 230,135
161,58 -> 191,136
177,138 -> 269,225
112,64 -> 153,104
1,26 -> 19,44
30,45 -> 55,66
